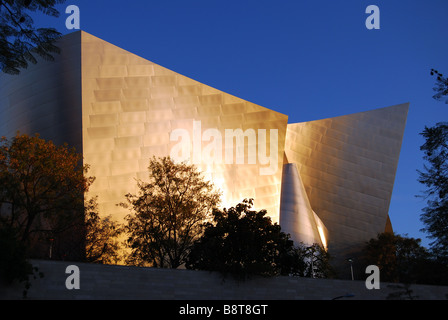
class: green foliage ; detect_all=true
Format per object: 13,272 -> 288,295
186,199 -> 333,280
417,69 -> 448,261
121,156 -> 221,268
418,122 -> 448,260
430,69 -> 448,104
0,0 -> 66,74
362,232 -> 448,285
293,243 -> 335,278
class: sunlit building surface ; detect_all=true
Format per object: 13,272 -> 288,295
0,31 -> 408,274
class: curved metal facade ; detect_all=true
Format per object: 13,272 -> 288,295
0,31 -> 409,269
279,163 -> 328,248
0,31 -> 82,151
284,103 -> 409,268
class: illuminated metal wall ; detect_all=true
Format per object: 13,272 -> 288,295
279,163 -> 329,248
0,31 -> 409,269
284,103 -> 409,265
79,31 -> 288,223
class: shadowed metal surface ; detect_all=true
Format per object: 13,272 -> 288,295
0,32 -> 82,152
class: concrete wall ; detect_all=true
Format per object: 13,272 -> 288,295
1,260 -> 447,300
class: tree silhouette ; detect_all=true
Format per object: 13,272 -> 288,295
0,133 -> 94,259
361,232 -> 448,285
417,68 -> 448,262
0,0 -> 66,75
84,197 -> 123,265
186,199 -> 325,279
418,123 -> 448,260
121,156 -> 221,268
430,69 -> 448,104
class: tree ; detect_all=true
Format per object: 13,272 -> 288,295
430,69 -> 448,104
294,242 -> 334,278
418,123 -> 448,260
0,133 -> 94,259
416,68 -> 448,261
84,197 -> 123,265
0,0 -> 66,75
186,199 -> 326,279
121,156 -> 221,268
361,232 -> 448,285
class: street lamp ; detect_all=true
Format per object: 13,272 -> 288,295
347,258 -> 354,280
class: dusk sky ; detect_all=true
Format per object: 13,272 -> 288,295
36,0 -> 448,247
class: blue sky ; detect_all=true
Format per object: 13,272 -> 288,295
38,0 -> 448,247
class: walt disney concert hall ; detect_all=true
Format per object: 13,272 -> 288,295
0,31 -> 408,274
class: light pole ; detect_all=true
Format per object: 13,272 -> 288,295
347,258 -> 354,280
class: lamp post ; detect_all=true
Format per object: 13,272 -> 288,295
347,258 -> 354,280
